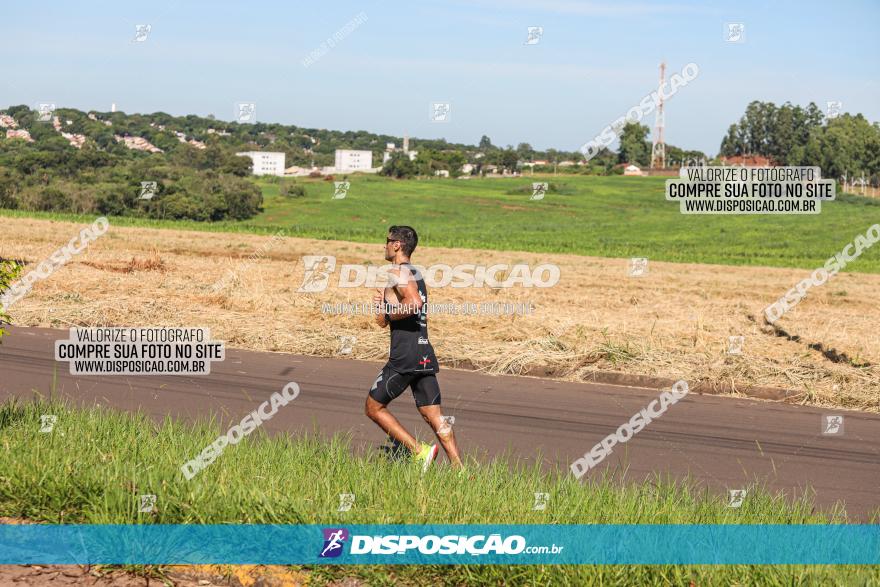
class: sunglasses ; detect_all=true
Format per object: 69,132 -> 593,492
386,238 -> 400,244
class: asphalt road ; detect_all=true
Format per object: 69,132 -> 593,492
1,326 -> 877,519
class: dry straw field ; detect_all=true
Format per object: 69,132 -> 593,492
3,217 -> 878,412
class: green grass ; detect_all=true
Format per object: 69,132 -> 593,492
3,174 -> 880,272
1,398 -> 877,586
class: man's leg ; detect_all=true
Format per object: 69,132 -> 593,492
365,395 -> 419,453
412,375 -> 463,467
365,367 -> 419,453
417,404 -> 462,467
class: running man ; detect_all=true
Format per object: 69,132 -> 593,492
365,225 -> 463,471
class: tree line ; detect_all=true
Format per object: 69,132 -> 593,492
1,101 -> 877,221
718,100 -> 880,181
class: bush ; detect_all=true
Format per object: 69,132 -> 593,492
0,259 -> 23,338
95,186 -> 135,216
159,193 -> 214,221
279,183 -> 306,198
223,180 -> 263,219
35,187 -> 70,211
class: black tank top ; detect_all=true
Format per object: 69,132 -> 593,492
387,263 -> 439,374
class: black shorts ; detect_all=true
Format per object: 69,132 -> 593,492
368,364 -> 441,407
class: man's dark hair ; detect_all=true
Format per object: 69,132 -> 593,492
388,225 -> 418,256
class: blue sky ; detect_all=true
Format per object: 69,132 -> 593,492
3,0 -> 878,155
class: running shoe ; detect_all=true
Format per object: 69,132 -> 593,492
379,436 -> 408,462
413,442 -> 439,473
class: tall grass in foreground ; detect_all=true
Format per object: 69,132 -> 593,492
0,399 -> 876,586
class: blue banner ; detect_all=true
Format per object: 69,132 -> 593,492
1,524 -> 878,565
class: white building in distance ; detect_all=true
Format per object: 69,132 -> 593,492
383,134 -> 418,164
236,151 -> 286,176
335,149 -> 373,172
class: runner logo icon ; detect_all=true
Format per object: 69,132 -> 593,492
320,528 -> 349,558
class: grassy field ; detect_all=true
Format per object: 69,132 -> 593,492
1,399 -> 877,586
2,174 -> 880,272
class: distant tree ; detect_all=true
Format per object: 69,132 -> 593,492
803,114 -> 880,179
617,122 -> 651,166
666,145 -> 708,166
719,101 -> 825,164
516,142 -> 534,161
479,135 -> 494,151
499,148 -> 519,173
380,151 -> 418,178
444,151 -> 466,176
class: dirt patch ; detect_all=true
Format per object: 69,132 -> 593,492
167,565 -> 308,586
0,518 -> 306,585
0,565 -> 158,586
0,565 -> 308,586
80,251 -> 166,274
2,217 -> 878,411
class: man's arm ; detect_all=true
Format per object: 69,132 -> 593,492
386,277 -> 423,321
373,267 -> 423,327
373,289 -> 389,328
